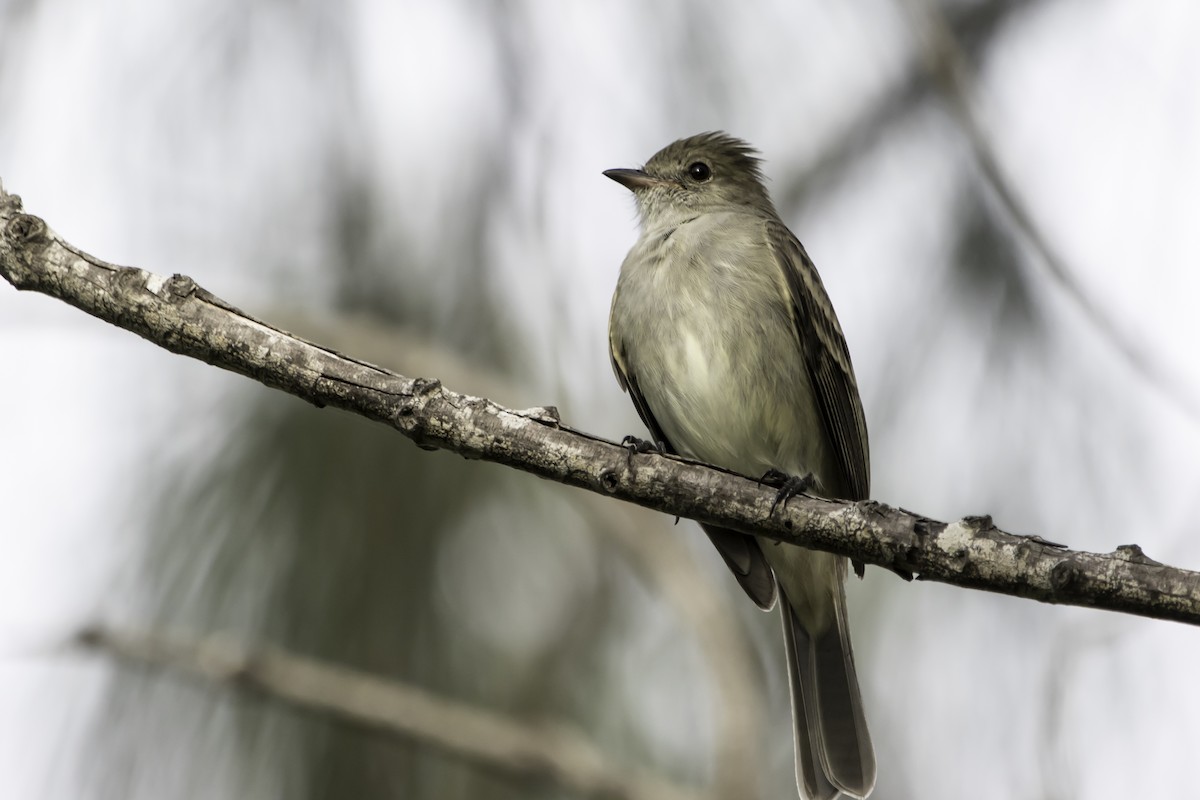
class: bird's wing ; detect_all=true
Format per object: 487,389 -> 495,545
765,219 -> 870,501
609,342 -> 672,450
610,336 -> 777,609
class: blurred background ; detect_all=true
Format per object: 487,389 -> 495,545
2,0 -> 1200,798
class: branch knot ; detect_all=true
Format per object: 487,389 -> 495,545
5,213 -> 47,246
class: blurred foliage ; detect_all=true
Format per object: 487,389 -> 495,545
97,396 -> 645,800
951,175 -> 1044,351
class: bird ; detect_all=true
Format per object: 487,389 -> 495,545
605,132 -> 875,799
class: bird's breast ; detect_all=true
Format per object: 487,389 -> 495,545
613,216 -> 828,481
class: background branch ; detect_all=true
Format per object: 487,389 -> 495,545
2,185 -> 1198,625
78,625 -> 709,800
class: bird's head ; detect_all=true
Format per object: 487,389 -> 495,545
604,131 -> 777,226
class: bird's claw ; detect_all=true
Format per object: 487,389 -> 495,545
757,468 -> 791,488
759,470 -> 815,516
621,435 -> 665,456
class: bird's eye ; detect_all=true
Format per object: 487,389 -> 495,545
687,162 -> 712,182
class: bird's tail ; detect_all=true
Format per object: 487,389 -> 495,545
781,581 -> 875,799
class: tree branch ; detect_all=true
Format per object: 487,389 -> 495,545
2,184 -> 1198,624
78,625 -> 709,800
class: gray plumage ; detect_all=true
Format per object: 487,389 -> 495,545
605,132 -> 875,799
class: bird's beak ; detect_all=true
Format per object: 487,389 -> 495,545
603,168 -> 661,191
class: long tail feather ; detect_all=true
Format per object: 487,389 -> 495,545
780,584 -> 875,799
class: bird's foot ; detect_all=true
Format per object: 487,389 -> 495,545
757,469 -> 815,516
621,435 -> 666,467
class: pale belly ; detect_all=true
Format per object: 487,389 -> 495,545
642,317 -> 843,630
637,313 -> 829,486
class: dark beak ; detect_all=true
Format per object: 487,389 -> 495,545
603,168 -> 661,191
